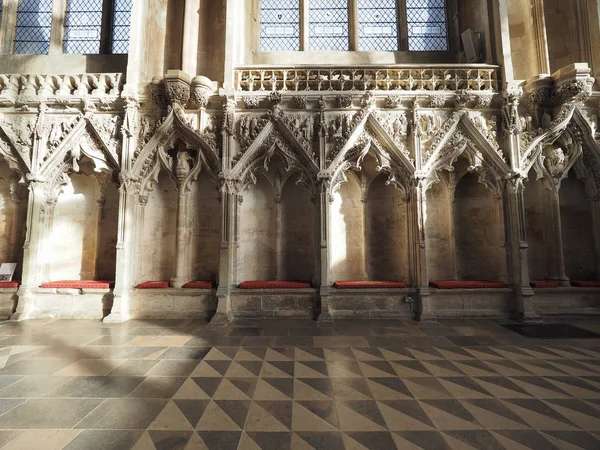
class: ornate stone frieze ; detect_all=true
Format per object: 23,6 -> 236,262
502,87 -> 522,135
242,96 -> 260,109
374,111 -> 409,152
164,71 -> 192,107
237,113 -> 270,153
292,96 -> 308,110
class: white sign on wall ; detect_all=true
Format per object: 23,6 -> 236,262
0,263 -> 17,282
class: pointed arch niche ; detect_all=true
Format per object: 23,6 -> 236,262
237,153 -> 316,283
425,156 -> 507,283
330,153 -> 410,284
0,162 -> 27,284
48,159 -> 119,284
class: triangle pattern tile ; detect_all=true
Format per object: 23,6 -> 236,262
148,430 -> 193,449
546,360 -> 598,377
212,378 -> 251,400
337,402 -> 387,432
295,362 -> 327,378
435,347 -> 475,361
408,348 -> 444,361
377,400 -> 435,431
262,378 -> 294,399
245,432 -> 291,450
352,348 -> 384,361
338,401 -> 386,427
545,347 -> 594,360
149,400 -> 194,430
358,360 -> 397,377
131,432 -> 156,450
261,361 -> 294,378
213,347 -> 238,359
509,376 -> 571,399
296,348 -> 325,361
515,360 -> 569,377
242,401 -> 289,432
298,378 -> 333,399
197,431 -> 242,450
545,377 -> 600,399
451,359 -> 498,377
321,348 -> 352,361
437,377 -> 492,399
172,378 -> 211,400
519,347 -> 565,360
402,377 -> 452,399
190,362 -> 222,378
391,361 -> 431,377
243,347 -> 268,360
483,359 -> 534,377
461,399 -> 530,430
544,399 -> 600,431
290,433 -> 318,450
264,348 -> 294,361
292,401 -> 339,432
344,431 -> 397,450
255,400 -> 293,429
228,378 -> 258,398
421,360 -> 464,377
294,379 -> 332,401
421,399 -> 482,429
237,360 -> 263,377
235,349 -> 263,361
366,378 -> 412,400
254,379 -> 292,401
214,400 -> 251,428
502,399 -> 578,430
173,400 -> 210,428
191,378 -> 222,398
204,348 -> 233,361
294,432 -> 344,449
326,360 -> 363,378
379,348 -> 414,361
472,376 -> 532,399
237,433 -> 263,450
331,377 -> 372,400
393,431 -> 451,449
541,430 -> 600,450
491,430 -> 560,450
196,401 -> 241,431
224,361 -> 259,378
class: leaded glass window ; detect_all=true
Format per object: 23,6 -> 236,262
358,0 -> 399,51
63,0 -> 103,54
260,0 -> 300,51
309,0 -> 349,51
14,0 -> 53,54
111,0 -> 132,54
406,0 -> 448,51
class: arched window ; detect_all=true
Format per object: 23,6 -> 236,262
259,0 -> 448,52
11,0 -> 132,54
14,0 -> 54,54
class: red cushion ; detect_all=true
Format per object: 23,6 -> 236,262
0,281 -> 19,288
183,281 -> 214,289
239,281 -> 312,289
41,280 -> 112,289
137,281 -> 170,289
429,280 -> 506,289
334,280 -> 407,289
530,280 -> 559,289
571,281 -> 600,288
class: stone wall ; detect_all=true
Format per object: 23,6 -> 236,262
425,179 -> 456,280
524,177 -> 550,280
507,0 -> 540,79
560,173 -> 596,281
138,172 -> 178,283
543,0 -> 579,72
453,173 -> 506,282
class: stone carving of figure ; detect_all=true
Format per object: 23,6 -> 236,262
240,116 -> 250,138
301,117 -> 313,141
175,150 -> 190,183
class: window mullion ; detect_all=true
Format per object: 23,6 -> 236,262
300,0 -> 308,51
1,0 -> 18,54
348,0 -> 358,51
398,0 -> 407,51
50,0 -> 67,54
100,0 -> 114,54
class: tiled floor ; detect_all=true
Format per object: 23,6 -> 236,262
1,318 -> 600,449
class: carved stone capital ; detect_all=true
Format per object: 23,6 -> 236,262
191,75 -> 214,109
164,70 -> 192,107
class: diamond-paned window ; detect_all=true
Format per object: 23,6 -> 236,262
406,0 -> 448,51
260,0 -> 300,51
63,0 -> 103,54
14,0 -> 53,54
111,0 -> 132,54
358,0 -> 399,51
0,1 -> 3,28
309,0 -> 349,51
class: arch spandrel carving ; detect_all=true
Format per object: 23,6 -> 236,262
0,115 -> 35,179
232,120 -> 318,196
421,114 -> 510,197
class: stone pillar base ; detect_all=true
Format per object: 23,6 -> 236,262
102,312 -> 131,323
515,310 -> 542,323
317,311 -> 334,323
208,312 -> 231,326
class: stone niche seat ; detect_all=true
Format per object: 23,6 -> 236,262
530,280 -> 560,288
0,281 -> 20,288
239,281 -> 312,289
182,281 -> 214,289
136,281 -> 170,289
571,281 -> 600,288
40,280 -> 113,289
333,281 -> 408,289
429,280 -> 506,289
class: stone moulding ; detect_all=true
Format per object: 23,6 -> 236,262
0,73 -> 124,106
234,65 -> 500,93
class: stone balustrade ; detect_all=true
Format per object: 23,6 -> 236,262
0,73 -> 124,104
234,65 -> 500,93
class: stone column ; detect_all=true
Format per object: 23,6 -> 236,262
415,181 -> 433,320
107,98 -> 140,323
547,186 -> 571,286
171,190 -> 192,288
317,174 -> 333,322
11,180 -> 49,320
505,179 -> 538,320
275,194 -> 283,281
182,0 -> 201,76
